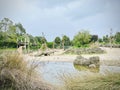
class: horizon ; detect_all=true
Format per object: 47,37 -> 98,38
0,0 -> 120,41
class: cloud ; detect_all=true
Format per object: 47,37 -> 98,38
37,0 -> 77,8
72,1 -> 120,36
64,0 -> 108,20
0,0 -> 120,41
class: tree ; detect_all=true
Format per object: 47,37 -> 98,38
62,35 -> 71,46
0,18 -> 13,32
47,42 -> 53,48
91,35 -> 98,42
98,38 -> 103,43
73,30 -> 91,47
62,35 -> 71,50
103,35 -> 109,43
54,37 -> 61,45
35,36 -> 47,44
115,32 -> 120,44
15,23 -> 26,35
0,18 -> 17,48
53,37 -> 61,48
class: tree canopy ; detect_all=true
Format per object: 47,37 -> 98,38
0,17 -> 120,49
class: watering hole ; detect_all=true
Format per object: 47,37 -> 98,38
36,61 -> 120,85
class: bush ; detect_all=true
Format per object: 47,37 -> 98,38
47,42 -> 53,48
73,30 -> 91,47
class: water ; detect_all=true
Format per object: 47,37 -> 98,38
36,61 -> 120,85
37,62 -> 79,85
100,65 -> 120,74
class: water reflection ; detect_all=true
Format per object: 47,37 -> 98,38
74,64 -> 99,73
37,62 -> 79,85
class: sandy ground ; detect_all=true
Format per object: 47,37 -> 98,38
25,48 -> 120,64
82,47 -> 120,60
25,49 -> 77,62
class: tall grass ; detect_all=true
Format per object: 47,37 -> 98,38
0,51 -> 55,90
60,72 -> 120,90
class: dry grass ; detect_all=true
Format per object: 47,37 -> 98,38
0,51 -> 55,90
59,72 -> 120,90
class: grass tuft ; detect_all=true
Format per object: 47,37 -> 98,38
0,51 -> 55,90
59,72 -> 120,90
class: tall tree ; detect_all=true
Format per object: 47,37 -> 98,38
62,35 -> 71,46
15,23 -> 26,35
0,18 -> 13,32
0,18 -> 28,48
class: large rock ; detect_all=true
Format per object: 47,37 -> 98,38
74,56 -> 88,65
74,56 -> 100,67
89,56 -> 100,67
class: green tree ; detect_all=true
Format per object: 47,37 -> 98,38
103,35 -> 109,43
47,42 -> 53,48
15,23 -> 26,35
0,18 -> 13,32
0,18 -> 17,48
54,37 -> 61,45
62,35 -> 71,46
73,30 -> 91,47
98,38 -> 103,43
91,35 -> 98,42
115,32 -> 120,44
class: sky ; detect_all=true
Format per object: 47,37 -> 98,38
0,0 -> 120,41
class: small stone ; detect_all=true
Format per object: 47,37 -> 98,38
89,64 -> 96,68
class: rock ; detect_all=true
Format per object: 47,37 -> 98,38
74,56 -> 90,66
89,56 -> 100,67
74,56 -> 100,67
89,64 -> 96,68
64,48 -> 104,55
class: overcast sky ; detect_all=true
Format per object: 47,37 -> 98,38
0,0 -> 120,41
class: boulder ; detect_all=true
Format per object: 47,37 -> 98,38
74,56 -> 100,67
89,56 -> 100,67
74,56 -> 90,66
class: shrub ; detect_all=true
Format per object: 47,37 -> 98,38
73,30 -> 91,47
